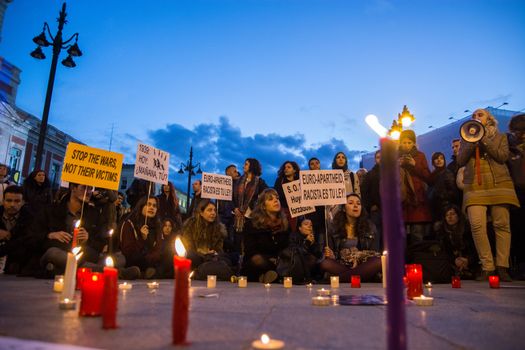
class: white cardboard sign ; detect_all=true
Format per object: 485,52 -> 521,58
134,143 -> 170,185
282,180 -> 316,218
299,170 -> 346,206
201,172 -> 233,201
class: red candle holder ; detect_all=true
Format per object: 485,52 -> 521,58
76,267 -> 92,290
405,264 -> 423,299
489,275 -> 500,289
80,272 -> 104,316
102,266 -> 118,329
350,275 -> 361,288
451,276 -> 461,288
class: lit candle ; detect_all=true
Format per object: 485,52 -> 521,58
76,267 -> 92,290
173,237 -> 191,345
79,272 -> 104,316
108,229 -> 114,255
53,275 -> 64,293
283,277 -> 292,288
238,276 -> 247,288
305,282 -> 313,289
102,257 -> 118,329
382,251 -> 388,288
147,281 -> 160,289
425,282 -> 433,296
489,275 -> 500,289
406,264 -> 423,299
264,283 -> 271,289
351,275 -> 361,288
61,247 -> 82,303
366,114 -> 407,350
317,288 -> 331,296
311,296 -> 331,306
330,276 -> 340,289
451,276 -> 461,289
413,295 -> 434,306
59,298 -> 77,310
251,334 -> 285,350
72,220 -> 81,248
118,282 -> 132,290
207,275 -> 217,288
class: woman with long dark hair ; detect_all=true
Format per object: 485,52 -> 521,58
320,193 -> 381,282
120,196 -> 162,279
157,181 -> 183,231
23,169 -> 53,216
242,188 -> 289,283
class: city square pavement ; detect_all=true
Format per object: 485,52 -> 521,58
1,275 -> 524,350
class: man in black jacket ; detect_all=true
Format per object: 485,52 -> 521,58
0,186 -> 35,274
361,150 -> 382,252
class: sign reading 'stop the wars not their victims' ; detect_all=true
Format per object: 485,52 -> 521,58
134,143 -> 170,185
201,172 -> 233,201
61,142 -> 123,190
299,169 -> 346,206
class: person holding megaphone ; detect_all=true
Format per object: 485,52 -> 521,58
457,108 -> 519,282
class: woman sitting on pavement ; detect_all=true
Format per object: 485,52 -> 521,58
120,196 -> 162,279
242,188 -> 290,283
180,199 -> 233,280
320,193 -> 381,282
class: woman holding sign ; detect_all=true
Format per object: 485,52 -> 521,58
120,196 -> 162,279
320,193 -> 381,282
242,189 -> 290,283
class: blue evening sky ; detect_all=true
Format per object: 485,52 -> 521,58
2,0 -> 525,188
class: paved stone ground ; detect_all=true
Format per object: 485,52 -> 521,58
1,275 -> 525,350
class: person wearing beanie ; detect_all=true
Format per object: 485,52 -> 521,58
398,129 -> 432,245
428,152 -> 460,222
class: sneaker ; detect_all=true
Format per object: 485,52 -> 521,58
475,270 -> 495,281
119,266 -> 141,280
259,270 -> 278,284
496,267 -> 512,282
143,267 -> 156,280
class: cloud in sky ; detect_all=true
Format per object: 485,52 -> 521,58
134,116 -> 365,191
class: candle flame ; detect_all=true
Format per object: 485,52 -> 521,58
401,116 -> 413,128
383,250 -> 387,256
189,271 -> 195,279
75,252 -> 83,261
365,114 -> 388,138
108,229 -> 114,237
75,220 -> 81,228
175,237 -> 186,257
390,129 -> 401,140
261,334 -> 270,344
105,256 -> 114,267
63,298 -> 70,302
92,274 -> 99,282
72,247 -> 81,255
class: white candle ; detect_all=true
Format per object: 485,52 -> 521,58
207,275 -> 217,288
382,251 -> 388,288
413,295 -> 434,306
317,288 -> 331,296
305,282 -> 313,289
283,277 -> 292,288
53,275 -> 64,293
251,334 -> 285,350
118,282 -> 133,290
58,298 -> 77,310
238,276 -> 247,288
60,247 -> 82,302
147,281 -> 160,289
264,283 -> 271,289
330,276 -> 340,289
311,296 -> 331,306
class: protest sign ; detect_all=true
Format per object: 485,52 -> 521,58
282,180 -> 316,218
201,172 -> 233,201
299,170 -> 346,206
61,142 -> 123,191
134,143 -> 170,184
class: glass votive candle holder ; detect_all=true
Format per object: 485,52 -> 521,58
207,275 -> 217,288
317,288 -> 331,296
283,277 -> 293,288
351,275 -> 361,288
330,276 -> 340,289
53,275 -> 64,293
489,275 -> 500,289
238,276 -> 248,288
451,276 -> 461,288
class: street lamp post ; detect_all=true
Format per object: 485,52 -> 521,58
30,2 -> 82,170
178,146 -> 202,212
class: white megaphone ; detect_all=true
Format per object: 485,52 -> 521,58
460,119 -> 485,143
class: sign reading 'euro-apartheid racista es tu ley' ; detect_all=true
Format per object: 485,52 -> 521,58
61,142 -> 124,191
299,169 -> 346,207
134,143 -> 170,185
282,179 -> 316,218
201,172 -> 233,201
